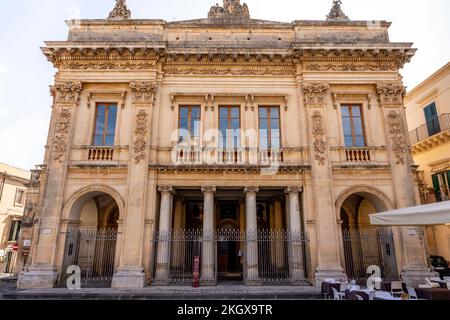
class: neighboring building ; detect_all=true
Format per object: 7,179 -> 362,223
18,0 -> 436,289
405,61 -> 450,262
0,163 -> 31,275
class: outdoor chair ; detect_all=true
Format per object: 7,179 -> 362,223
391,281 -> 404,297
332,287 -> 341,300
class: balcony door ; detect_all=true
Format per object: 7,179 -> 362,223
424,102 -> 441,137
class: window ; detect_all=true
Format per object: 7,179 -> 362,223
14,189 -> 25,206
219,106 -> 240,149
7,220 -> 21,242
341,105 -> 366,147
424,102 -> 441,136
93,103 -> 117,146
432,171 -> 450,202
179,106 -> 201,142
259,106 -> 281,150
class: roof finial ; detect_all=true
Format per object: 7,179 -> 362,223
108,0 -> 131,20
326,0 -> 349,22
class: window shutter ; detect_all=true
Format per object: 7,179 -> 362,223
432,174 -> 441,202
447,171 -> 450,188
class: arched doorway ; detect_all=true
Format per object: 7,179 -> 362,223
337,188 -> 399,284
59,188 -> 121,288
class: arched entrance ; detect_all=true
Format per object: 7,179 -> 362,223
58,187 -> 122,288
337,187 -> 399,284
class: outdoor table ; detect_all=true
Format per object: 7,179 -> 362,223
415,288 -> 450,300
380,281 -> 407,292
430,279 -> 449,289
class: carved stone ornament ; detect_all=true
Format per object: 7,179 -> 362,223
311,111 -> 327,165
201,186 -> 217,193
158,186 -> 174,193
53,108 -> 72,162
108,0 -> 131,20
50,81 -> 82,104
163,66 -> 295,76
376,83 -> 406,106
208,0 -> 250,20
244,186 -> 259,193
326,0 -> 349,22
303,82 -> 330,106
286,187 -> 303,194
130,81 -> 157,104
387,111 -> 407,164
133,110 -> 148,164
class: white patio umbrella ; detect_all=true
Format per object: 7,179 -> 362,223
369,201 -> 450,226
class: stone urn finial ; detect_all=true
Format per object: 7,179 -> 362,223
326,0 -> 349,22
108,0 -> 131,20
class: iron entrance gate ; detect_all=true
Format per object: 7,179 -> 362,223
342,227 -> 399,284
58,227 -> 117,288
151,229 -> 308,286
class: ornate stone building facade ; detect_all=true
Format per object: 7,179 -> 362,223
18,0 -> 435,289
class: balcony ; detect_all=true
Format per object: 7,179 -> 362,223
409,114 -> 450,149
345,147 -> 371,162
87,147 -> 114,161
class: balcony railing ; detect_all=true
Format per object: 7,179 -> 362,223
345,147 -> 371,162
409,113 -> 450,145
87,147 -> 114,161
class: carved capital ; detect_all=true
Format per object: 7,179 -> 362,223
244,186 -> 259,194
376,82 -> 406,107
201,186 -> 217,194
303,82 -> 330,106
158,186 -> 174,194
285,186 -> 303,194
130,81 -> 157,105
133,109 -> 148,164
50,81 -> 82,104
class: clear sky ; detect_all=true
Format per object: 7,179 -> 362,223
0,0 -> 449,170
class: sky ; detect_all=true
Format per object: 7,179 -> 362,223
0,0 -> 449,170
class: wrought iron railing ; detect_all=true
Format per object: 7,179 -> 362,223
409,113 -> 450,145
151,229 -> 308,286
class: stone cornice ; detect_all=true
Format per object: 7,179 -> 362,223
151,165 -> 307,173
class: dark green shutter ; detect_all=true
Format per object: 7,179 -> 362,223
432,174 -> 441,202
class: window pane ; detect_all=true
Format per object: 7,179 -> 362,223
193,121 -> 201,138
179,118 -> 188,130
179,107 -> 188,119
259,108 -> 268,118
342,117 -> 352,136
220,107 -> 228,119
344,136 -> 353,147
108,105 -> 117,117
270,107 -> 279,119
355,136 -> 365,147
94,117 -> 104,135
353,117 -> 363,135
259,135 -> 268,149
219,118 -> 228,131
341,106 -> 350,117
231,119 -> 239,130
191,107 -> 200,120
105,135 -> 115,146
97,105 -> 106,117
352,106 -> 361,117
106,115 -> 117,136
231,108 -> 240,118
270,119 -> 279,130
259,119 -> 268,130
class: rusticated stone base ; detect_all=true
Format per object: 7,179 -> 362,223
17,267 -> 58,289
401,267 -> 439,287
314,269 -> 348,287
111,267 -> 146,288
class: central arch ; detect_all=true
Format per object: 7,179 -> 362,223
57,185 -> 124,288
335,186 -> 399,284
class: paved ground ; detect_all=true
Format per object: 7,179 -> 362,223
0,280 -> 322,300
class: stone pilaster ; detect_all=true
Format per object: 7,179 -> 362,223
244,186 -> 260,285
18,81 -> 82,289
200,186 -> 216,285
303,82 -> 347,286
377,82 -> 437,286
112,81 -> 158,288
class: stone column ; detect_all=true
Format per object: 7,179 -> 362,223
153,186 -> 174,285
244,186 -> 260,285
18,81 -> 82,289
286,187 -> 306,284
112,81 -> 158,288
200,186 -> 216,285
302,82 -> 347,286
377,83 -> 437,286
274,200 -> 285,270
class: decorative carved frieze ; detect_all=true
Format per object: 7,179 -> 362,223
108,0 -> 131,20
376,83 -> 407,106
53,108 -> 72,162
50,81 -> 82,104
58,62 -> 156,71
130,81 -> 157,104
133,110 -> 148,164
303,82 -> 330,106
208,0 -> 250,20
305,62 -> 398,72
163,66 -> 295,76
311,111 -> 327,165
387,111 -> 407,165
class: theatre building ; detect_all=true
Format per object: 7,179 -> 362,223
18,0 -> 436,289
